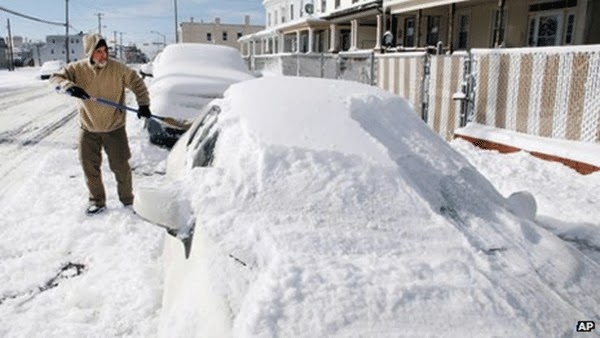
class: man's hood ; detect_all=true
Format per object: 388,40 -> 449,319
83,34 -> 107,58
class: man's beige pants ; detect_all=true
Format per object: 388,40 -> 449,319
79,127 -> 133,207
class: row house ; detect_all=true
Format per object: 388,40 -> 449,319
240,0 -> 600,55
241,0 -> 386,55
386,0 -> 600,52
180,15 -> 264,52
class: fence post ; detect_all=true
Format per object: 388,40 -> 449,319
464,52 -> 476,126
370,52 -> 376,86
421,54 -> 431,122
320,53 -> 324,78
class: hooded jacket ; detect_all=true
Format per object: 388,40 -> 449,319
50,34 -> 149,133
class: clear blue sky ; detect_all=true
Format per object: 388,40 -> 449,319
1,0 -> 265,52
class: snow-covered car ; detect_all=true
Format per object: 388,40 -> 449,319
134,77 -> 600,337
139,51 -> 160,79
145,43 -> 255,147
38,60 -> 66,80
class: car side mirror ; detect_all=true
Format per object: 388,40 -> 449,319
134,185 -> 195,258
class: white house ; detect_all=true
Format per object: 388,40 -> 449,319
241,0 -> 384,55
34,34 -> 85,65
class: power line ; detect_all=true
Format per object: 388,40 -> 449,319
0,5 -> 66,27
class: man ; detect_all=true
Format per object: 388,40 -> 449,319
51,34 -> 152,215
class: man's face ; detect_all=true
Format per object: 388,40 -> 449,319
92,46 -> 108,67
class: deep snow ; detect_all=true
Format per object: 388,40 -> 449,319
0,67 -> 599,337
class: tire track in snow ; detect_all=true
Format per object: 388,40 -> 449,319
0,85 -> 53,113
0,97 -> 78,198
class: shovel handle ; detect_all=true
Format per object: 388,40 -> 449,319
56,87 -> 189,130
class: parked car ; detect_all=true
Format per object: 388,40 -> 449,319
139,51 -> 160,79
134,77 -> 600,337
144,43 -> 255,147
38,60 -> 66,80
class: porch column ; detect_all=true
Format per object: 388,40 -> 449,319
447,4 -> 455,53
252,40 -> 256,56
351,19 -> 359,50
329,23 -> 338,52
296,31 -> 301,53
374,14 -> 383,51
494,0 -> 506,47
308,28 -> 314,53
279,34 -> 284,53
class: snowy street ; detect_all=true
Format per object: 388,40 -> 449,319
0,67 -> 599,336
0,68 -> 168,336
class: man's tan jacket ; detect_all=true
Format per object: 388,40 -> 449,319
51,34 -> 149,133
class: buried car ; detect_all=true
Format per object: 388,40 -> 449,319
144,43 -> 255,147
38,60 -> 66,80
134,77 -> 600,337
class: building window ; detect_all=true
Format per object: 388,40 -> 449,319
527,12 -> 563,46
426,16 -> 440,46
404,17 -> 415,47
268,13 -> 272,27
281,7 -> 286,23
340,29 -> 351,51
290,4 -> 294,20
457,14 -> 470,49
237,31 -> 243,39
207,32 -> 212,41
275,11 -> 278,25
321,0 -> 326,12
51,49 -> 54,54
538,15 -> 558,46
222,31 -> 228,41
300,1 -> 304,17
352,0 -> 359,3
565,13 -> 575,44
335,0 -> 341,9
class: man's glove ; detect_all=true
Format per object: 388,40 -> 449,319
137,105 -> 152,119
65,86 -> 90,100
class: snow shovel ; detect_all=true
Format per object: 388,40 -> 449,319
56,87 -> 191,130
89,96 -> 191,130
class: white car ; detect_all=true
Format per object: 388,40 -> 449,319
134,77 -> 600,337
145,43 -> 255,147
38,60 -> 66,80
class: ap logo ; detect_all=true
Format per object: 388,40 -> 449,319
576,321 -> 595,332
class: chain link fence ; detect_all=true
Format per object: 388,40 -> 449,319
248,52 -> 375,85
471,47 -> 600,144
246,45 -> 600,145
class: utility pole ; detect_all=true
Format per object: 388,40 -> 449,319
119,32 -> 125,61
65,0 -> 70,63
113,31 -> 118,58
6,19 -> 14,71
174,0 -> 179,43
96,13 -> 104,34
